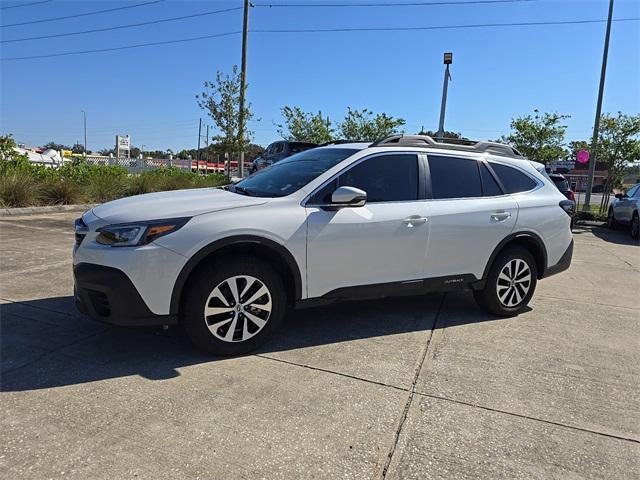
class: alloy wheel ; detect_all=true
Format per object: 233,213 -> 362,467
496,259 -> 532,307
203,275 -> 272,343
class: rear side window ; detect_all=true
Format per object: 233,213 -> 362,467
338,154 -> 418,202
479,163 -> 503,196
491,163 -> 537,193
551,177 -> 570,192
428,155 -> 482,199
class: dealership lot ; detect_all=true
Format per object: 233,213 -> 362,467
1,211 -> 638,479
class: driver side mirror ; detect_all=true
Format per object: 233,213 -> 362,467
329,186 -> 367,208
615,193 -> 626,199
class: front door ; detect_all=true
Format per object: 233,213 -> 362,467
305,153 -> 429,298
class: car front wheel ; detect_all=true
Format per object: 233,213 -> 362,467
182,257 -> 287,355
474,247 -> 538,317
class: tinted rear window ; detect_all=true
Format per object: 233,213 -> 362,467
491,163 -> 537,194
428,155 -> 482,199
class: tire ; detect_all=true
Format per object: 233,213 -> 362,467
182,257 -> 287,355
607,208 -> 617,229
473,246 -> 538,317
631,212 -> 639,240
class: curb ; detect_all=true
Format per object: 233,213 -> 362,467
0,204 -> 97,217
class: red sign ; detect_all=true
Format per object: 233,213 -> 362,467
577,149 -> 590,164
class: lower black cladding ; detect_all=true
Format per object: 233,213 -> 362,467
74,262 -> 177,326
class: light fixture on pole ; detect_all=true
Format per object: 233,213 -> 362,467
436,52 -> 453,142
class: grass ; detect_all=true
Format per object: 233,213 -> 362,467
0,160 -> 229,208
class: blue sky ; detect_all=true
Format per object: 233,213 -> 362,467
1,0 -> 638,152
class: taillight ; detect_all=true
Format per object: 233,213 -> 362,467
559,200 -> 575,217
566,190 -> 575,202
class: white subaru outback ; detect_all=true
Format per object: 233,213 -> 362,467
73,135 -> 574,355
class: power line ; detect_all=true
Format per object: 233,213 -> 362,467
0,0 -> 164,28
2,17 -> 638,61
252,17 -> 639,33
1,0 -> 52,10
1,6 -> 243,43
255,0 -> 537,7
1,31 -> 241,61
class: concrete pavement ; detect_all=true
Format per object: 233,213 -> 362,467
1,212 -> 638,479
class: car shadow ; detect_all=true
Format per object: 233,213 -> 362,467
1,292 -> 509,392
574,222 -> 639,246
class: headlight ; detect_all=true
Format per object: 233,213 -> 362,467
96,217 -> 190,247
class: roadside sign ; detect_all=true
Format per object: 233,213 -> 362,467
577,149 -> 590,164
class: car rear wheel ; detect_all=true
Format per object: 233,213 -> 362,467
607,208 -> 617,229
182,257 -> 287,355
474,247 -> 538,317
631,212 -> 639,240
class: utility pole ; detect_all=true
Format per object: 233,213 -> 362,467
197,118 -> 202,163
583,0 -> 614,212
205,124 -> 210,164
436,52 -> 453,141
238,0 -> 250,178
81,110 -> 87,154
141,144 -> 145,159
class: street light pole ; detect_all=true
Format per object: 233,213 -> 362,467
436,52 -> 453,142
583,0 -> 614,212
238,0 -> 250,178
81,110 -> 87,154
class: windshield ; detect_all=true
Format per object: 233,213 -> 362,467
231,148 -> 359,198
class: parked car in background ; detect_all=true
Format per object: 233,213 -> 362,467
548,173 -> 576,202
548,173 -> 575,229
607,183 -> 640,239
250,140 -> 317,173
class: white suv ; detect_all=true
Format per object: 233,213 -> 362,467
74,135 -> 574,355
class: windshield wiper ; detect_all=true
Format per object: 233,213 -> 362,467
232,186 -> 256,196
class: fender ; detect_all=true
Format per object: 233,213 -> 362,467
169,235 -> 303,315
480,231 -> 548,281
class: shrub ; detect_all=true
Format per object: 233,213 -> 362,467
0,168 -> 37,207
196,173 -> 228,188
39,177 -> 83,205
126,173 -> 155,196
86,165 -> 128,202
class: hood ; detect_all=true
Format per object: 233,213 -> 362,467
91,188 -> 268,225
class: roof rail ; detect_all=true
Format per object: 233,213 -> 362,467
317,139 -> 368,147
370,134 -> 524,158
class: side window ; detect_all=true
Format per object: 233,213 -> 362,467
480,163 -> 503,196
338,154 -> 418,202
273,143 -> 284,154
491,163 -> 537,193
428,155 -> 482,199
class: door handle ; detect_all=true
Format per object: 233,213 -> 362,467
403,215 -> 428,226
491,211 -> 512,222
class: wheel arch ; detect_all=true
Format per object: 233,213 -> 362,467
170,235 -> 303,315
482,232 -> 548,281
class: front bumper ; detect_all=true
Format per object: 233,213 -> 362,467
74,263 -> 177,326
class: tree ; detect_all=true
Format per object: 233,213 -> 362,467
43,141 -> 71,151
337,108 -> 405,141
71,143 -> 85,154
568,140 -> 589,162
276,107 -> 334,144
594,112 -> 640,209
501,110 -> 570,164
197,65 -> 254,158
417,129 -> 468,140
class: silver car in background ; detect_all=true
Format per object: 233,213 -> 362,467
607,183 -> 640,239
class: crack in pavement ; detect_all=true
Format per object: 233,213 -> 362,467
377,293 -> 447,479
414,391 -> 640,445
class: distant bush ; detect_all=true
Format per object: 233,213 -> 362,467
0,135 -> 230,207
86,165 -> 128,202
0,169 -> 37,207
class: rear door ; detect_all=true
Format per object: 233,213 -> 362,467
424,154 -> 518,280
